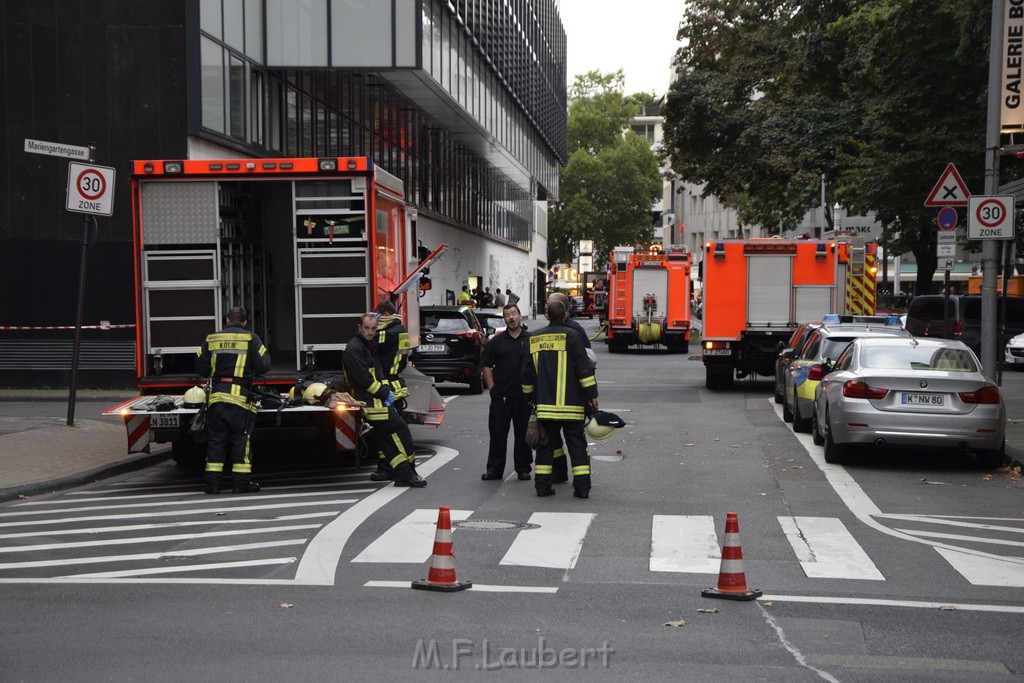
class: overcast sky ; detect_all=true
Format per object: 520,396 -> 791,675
557,0 -> 684,97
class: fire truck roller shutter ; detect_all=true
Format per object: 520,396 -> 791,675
747,255 -> 793,327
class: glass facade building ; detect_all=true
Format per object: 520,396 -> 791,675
194,0 -> 567,247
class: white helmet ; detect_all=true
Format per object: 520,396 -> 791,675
303,382 -> 329,402
182,386 -> 207,408
584,419 -> 615,441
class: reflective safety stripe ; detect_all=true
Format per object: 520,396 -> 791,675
209,392 -> 257,412
205,462 -> 224,473
552,448 -> 565,460
368,380 -> 382,394
537,405 -> 584,420
398,332 -> 410,351
364,407 -> 390,420
535,464 -> 553,474
572,465 -> 591,475
391,431 -> 409,457
579,375 -> 596,388
389,453 -> 408,469
233,352 -> 247,378
234,463 -> 252,474
522,384 -> 534,394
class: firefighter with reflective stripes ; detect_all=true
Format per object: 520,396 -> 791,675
369,300 -> 411,480
194,306 -> 271,495
343,313 -> 425,488
521,298 -> 598,498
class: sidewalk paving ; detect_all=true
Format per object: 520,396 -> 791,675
0,389 -> 1020,503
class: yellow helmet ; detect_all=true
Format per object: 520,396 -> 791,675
182,386 -> 207,408
584,419 -> 615,441
303,382 -> 329,402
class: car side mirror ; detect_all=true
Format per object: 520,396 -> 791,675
484,326 -> 495,336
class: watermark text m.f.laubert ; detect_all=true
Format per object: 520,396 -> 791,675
412,637 -> 614,671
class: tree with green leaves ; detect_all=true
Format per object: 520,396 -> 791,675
662,0 -> 992,294
548,71 -> 662,266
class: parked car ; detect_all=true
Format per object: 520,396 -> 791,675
774,322 -> 820,404
1006,332 -> 1024,370
812,336 -> 1005,467
784,315 -> 911,433
474,308 -> 508,340
411,305 -> 486,393
904,294 -> 1024,357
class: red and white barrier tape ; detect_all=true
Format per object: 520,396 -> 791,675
1,323 -> 136,331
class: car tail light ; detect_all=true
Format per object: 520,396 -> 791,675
808,364 -> 825,381
454,331 -> 477,340
952,320 -> 963,337
842,380 -> 889,399
958,386 -> 1001,404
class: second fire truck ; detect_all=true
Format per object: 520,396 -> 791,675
605,245 -> 693,352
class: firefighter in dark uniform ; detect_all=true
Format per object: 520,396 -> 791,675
480,303 -> 532,481
521,299 -> 598,498
344,313 -> 426,488
545,291 -> 597,483
194,306 -> 271,494
368,300 -> 412,481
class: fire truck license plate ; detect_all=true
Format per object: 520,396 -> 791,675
151,414 -> 180,427
703,349 -> 731,356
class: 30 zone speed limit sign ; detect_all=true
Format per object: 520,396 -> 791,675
66,162 -> 116,216
967,195 -> 1014,240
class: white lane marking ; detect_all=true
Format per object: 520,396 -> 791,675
443,396 -> 459,404
352,508 -> 473,563
0,490 -> 373,516
875,515 -> 1024,534
0,500 -> 357,529
101,469 -> 369,489
760,594 -> 1024,614
0,577 -> 309,585
771,400 -> 1024,588
293,445 -> 459,585
365,580 -> 557,594
0,540 -> 306,570
778,516 -> 884,580
649,515 -> 720,573
49,481 -> 379,503
933,548 -> 1024,587
895,529 -> 1024,547
0,524 -> 322,553
877,513 -> 1024,522
0,512 -> 338,540
66,558 -> 297,579
499,512 -> 595,569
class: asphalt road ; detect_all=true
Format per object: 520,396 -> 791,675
1,319 -> 1023,681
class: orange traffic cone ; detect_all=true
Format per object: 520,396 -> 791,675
702,512 -> 762,601
412,505 -> 472,592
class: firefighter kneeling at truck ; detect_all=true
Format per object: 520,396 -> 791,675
194,306 -> 271,495
344,313 -> 426,488
368,300 -> 411,481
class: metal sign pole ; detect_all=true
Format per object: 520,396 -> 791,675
67,214 -> 97,426
981,0 -> 1005,381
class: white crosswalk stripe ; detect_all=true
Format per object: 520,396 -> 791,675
499,512 -> 595,569
649,515 -> 720,573
778,516 -> 885,580
352,509 -> 473,563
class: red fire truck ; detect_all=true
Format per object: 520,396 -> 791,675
103,157 -> 443,465
605,245 -> 692,352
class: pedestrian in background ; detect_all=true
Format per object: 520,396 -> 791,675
194,306 -> 270,495
505,288 -> 520,306
457,285 -> 473,306
493,288 -> 506,307
522,299 -> 598,499
483,287 -> 495,308
481,304 -> 533,481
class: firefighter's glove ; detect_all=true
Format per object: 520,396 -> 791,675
525,413 -> 541,449
383,391 -> 396,407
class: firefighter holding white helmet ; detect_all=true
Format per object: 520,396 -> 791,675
194,306 -> 270,495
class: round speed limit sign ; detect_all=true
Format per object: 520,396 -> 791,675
66,162 -> 116,216
967,195 -> 1014,240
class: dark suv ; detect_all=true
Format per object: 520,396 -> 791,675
411,305 -> 486,393
905,294 -> 1024,357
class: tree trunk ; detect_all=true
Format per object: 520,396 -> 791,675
911,226 -> 937,296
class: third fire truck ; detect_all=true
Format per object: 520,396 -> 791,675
700,238 -> 873,389
605,245 -> 692,352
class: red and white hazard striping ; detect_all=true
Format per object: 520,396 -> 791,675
124,415 -> 152,454
1,323 -> 135,331
334,411 -> 358,451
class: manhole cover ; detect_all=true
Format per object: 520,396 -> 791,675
453,520 -> 539,531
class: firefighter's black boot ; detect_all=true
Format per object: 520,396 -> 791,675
204,476 -> 221,495
232,479 -> 261,494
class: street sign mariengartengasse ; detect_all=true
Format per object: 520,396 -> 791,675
924,163 -> 971,207
66,162 -> 116,217
967,195 -> 1014,240
24,138 -> 92,161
